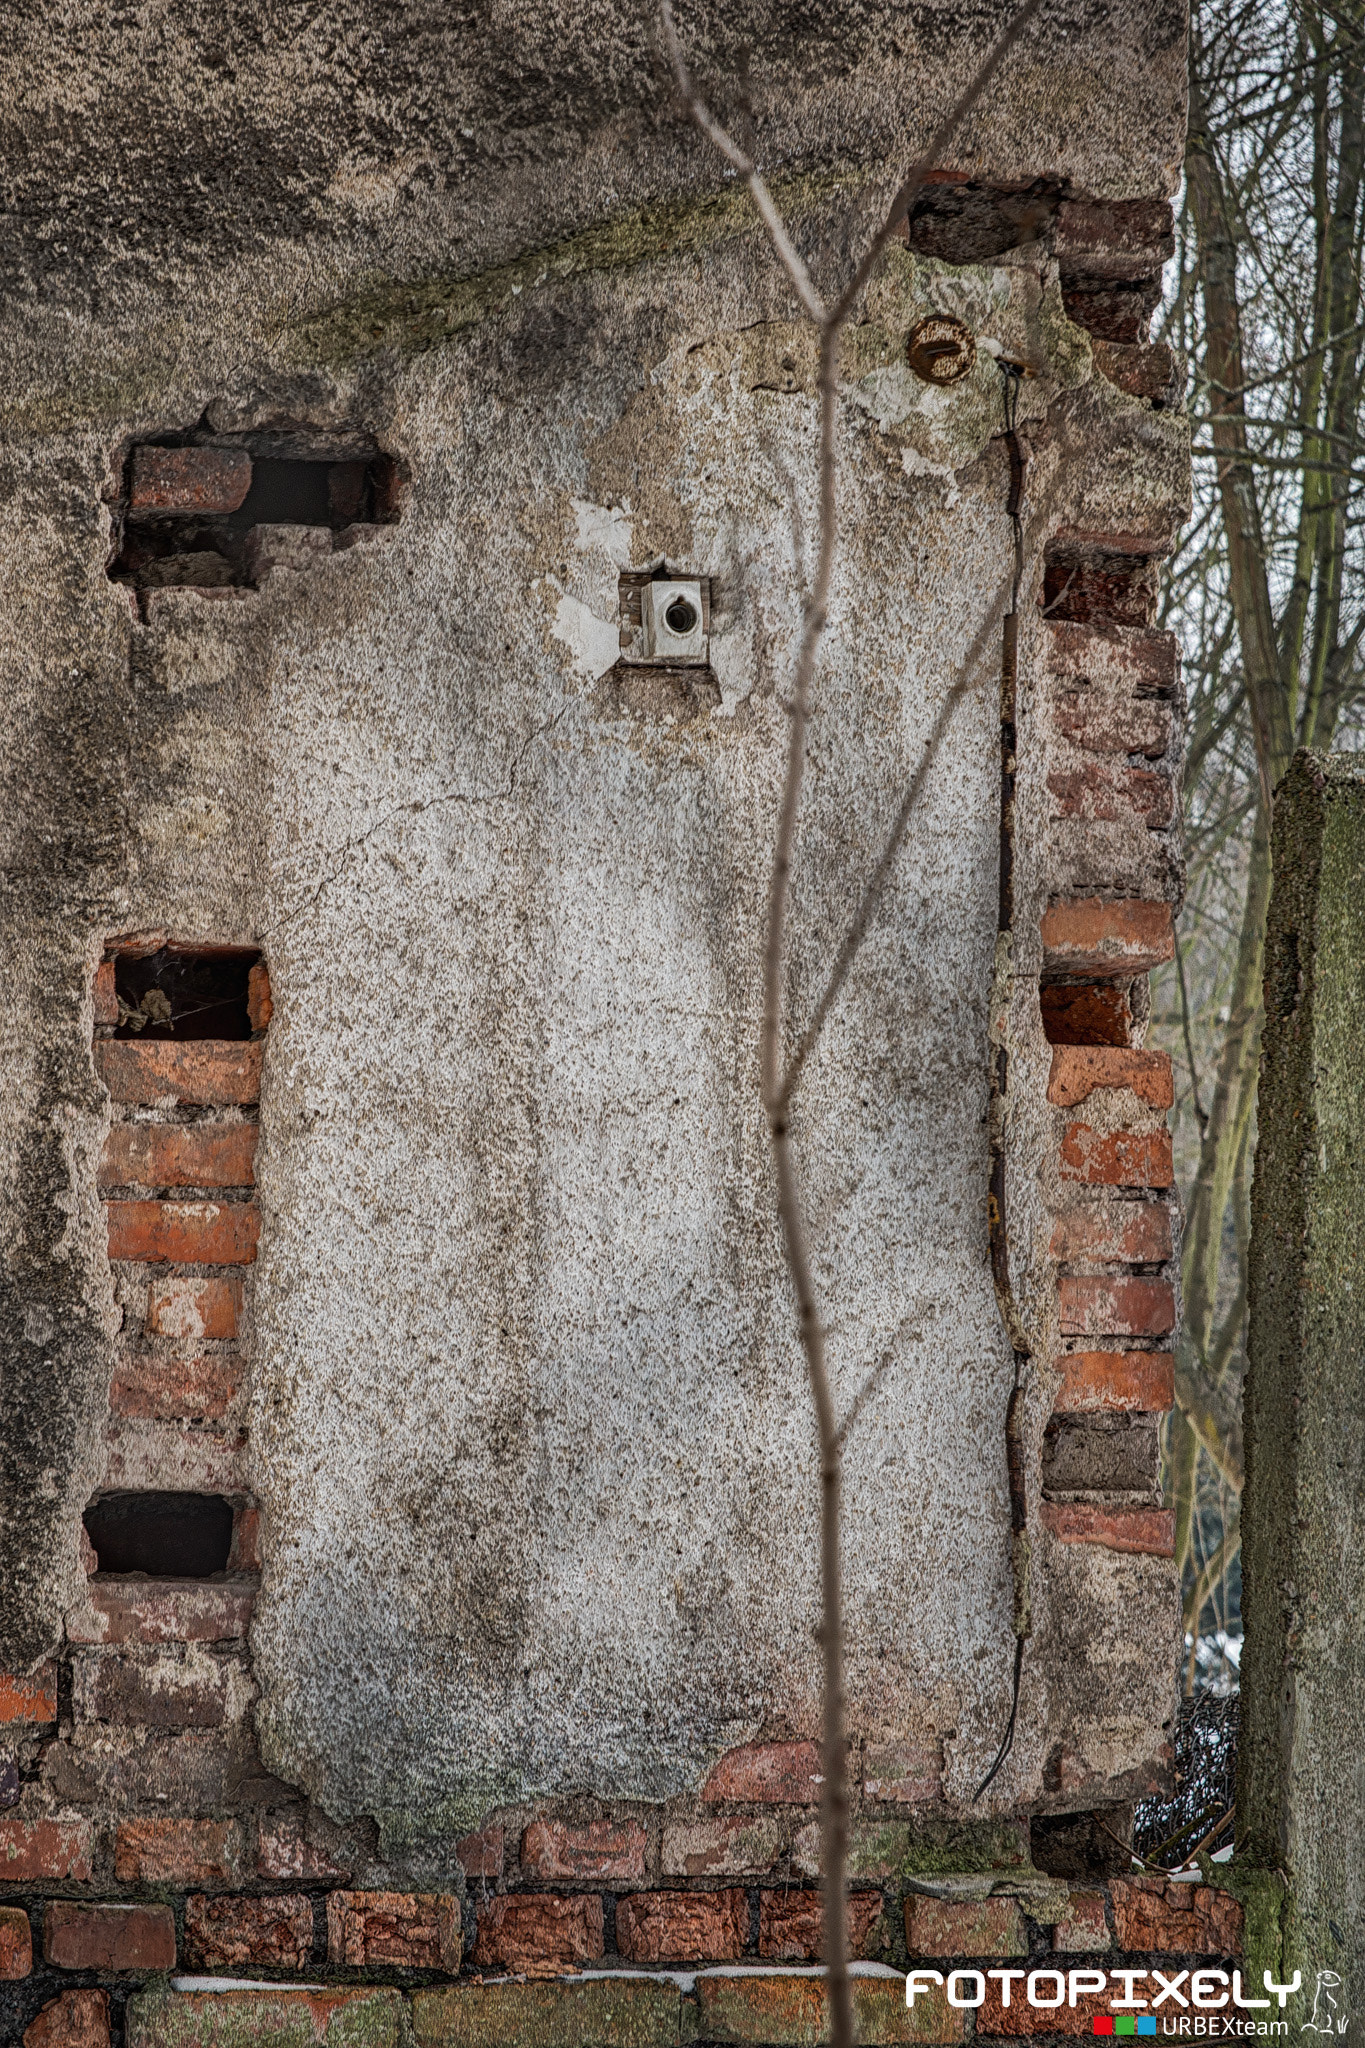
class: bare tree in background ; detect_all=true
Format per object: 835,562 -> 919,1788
660,8 -> 1044,2042
1155,0 -> 1365,1693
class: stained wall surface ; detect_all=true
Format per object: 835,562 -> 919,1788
1,0 -> 1188,1910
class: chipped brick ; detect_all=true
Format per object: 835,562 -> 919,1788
615,1889 -> 747,1964
99,1123 -> 258,1191
1059,1276 -> 1175,1337
758,1888 -> 884,1960
105,1199 -> 259,1265
96,1041 -> 263,1108
1047,1048 -> 1173,1111
0,1905 -> 32,1978
702,1740 -> 821,1803
109,1351 -> 245,1423
1049,1202 -> 1171,1264
1051,1890 -> 1111,1952
455,1821 -> 504,1881
1041,1503 -> 1175,1556
327,1890 -> 461,1973
863,1739 -> 940,1804
903,1895 -> 1027,1958
71,1647 -> 234,1729
145,1276 -> 242,1342
0,1818 -> 94,1881
256,1808 -> 356,1882
1110,1876 -> 1243,1954
24,1990 -> 110,2048
185,1892 -> 313,1970
472,1893 -> 603,1977
0,1665 -> 57,1725
1052,1351 -> 1174,1415
115,1816 -> 240,1884
1040,984 -> 1133,1049
1046,762 -> 1173,827
66,1581 -> 254,1646
520,1818 -> 647,1881
1041,899 -> 1175,977
129,446 -> 252,513
661,1817 -> 784,1877
1060,1128 -> 1174,1189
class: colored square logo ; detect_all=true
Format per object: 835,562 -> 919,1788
1092,2021 -> 1114,2037
1116,2020 -> 1137,2037
1137,2022 -> 1157,2036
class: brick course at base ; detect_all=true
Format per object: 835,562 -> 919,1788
24,1989 -> 111,2048
43,1901 -> 176,1971
0,1903 -> 32,1977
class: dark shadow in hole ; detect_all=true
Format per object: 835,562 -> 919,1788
85,1492 -> 234,1578
114,947 -> 259,1041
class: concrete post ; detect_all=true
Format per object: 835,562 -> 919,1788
1241,749 -> 1365,2028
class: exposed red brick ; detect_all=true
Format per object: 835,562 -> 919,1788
1048,1049 -> 1174,1112
1043,550 -> 1161,629
0,1819 -> 94,1881
1053,1351 -> 1174,1415
615,1889 -> 747,1964
95,1041 -> 263,1107
327,1890 -> 461,1973
256,1809 -> 355,1882
145,1276 -> 242,1341
863,1738 -> 941,1804
976,1980 -> 1095,2037
73,1648 -> 231,1729
23,1990 -> 110,2048
1049,1203 -> 1171,1264
67,1581 -> 253,1646
109,1350 -> 244,1422
247,961 -> 273,1033
702,1739 -> 821,1803
129,446 -> 252,514
1051,692 -> 1172,759
1059,1276 -> 1175,1338
185,1892 -> 313,1970
1110,1876 -> 1243,1954
1052,1890 -> 1111,1952
1042,619 -> 1180,698
115,1817 -> 240,1884
0,1905 -> 32,1978
44,1903 -> 176,1972
1040,984 -> 1133,1048
472,1894 -> 604,1977
229,1506 -> 262,1573
520,1818 -> 647,1881
99,1123 -> 257,1191
758,1888 -> 884,1960
106,1199 -> 260,1265
1041,899 -> 1174,978
903,1895 -> 1027,1958
93,961 -> 117,1027
1063,279 -> 1157,343
695,1971 -> 964,2045
455,1821 -> 504,1881
1092,339 -> 1182,405
1041,1503 -> 1176,1556
0,1665 -> 57,1725
1046,763 -> 1173,827
1060,1126 -> 1174,1188
661,1817 -> 784,1876
1053,198 -> 1176,278
101,1420 -> 247,1494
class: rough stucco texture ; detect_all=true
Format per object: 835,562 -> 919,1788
0,1 -> 1187,1868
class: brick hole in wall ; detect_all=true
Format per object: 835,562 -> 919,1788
902,175 -> 1065,263
82,1491 -> 233,1579
1042,542 -> 1161,630
110,944 -> 266,1041
106,428 -> 403,601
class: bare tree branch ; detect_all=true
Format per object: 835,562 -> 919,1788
659,10 -> 1047,2038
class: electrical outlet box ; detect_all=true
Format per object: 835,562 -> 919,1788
641,579 -> 706,662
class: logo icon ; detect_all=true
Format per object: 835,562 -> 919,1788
1303,1971 -> 1347,2035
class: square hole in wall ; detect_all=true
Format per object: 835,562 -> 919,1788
84,1491 -> 235,1578
110,944 -> 263,1041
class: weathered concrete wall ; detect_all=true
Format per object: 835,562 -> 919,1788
1241,751 -> 1365,2022
1,2 -> 1189,1973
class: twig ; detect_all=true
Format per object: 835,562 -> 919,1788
660,11 -> 1047,2044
